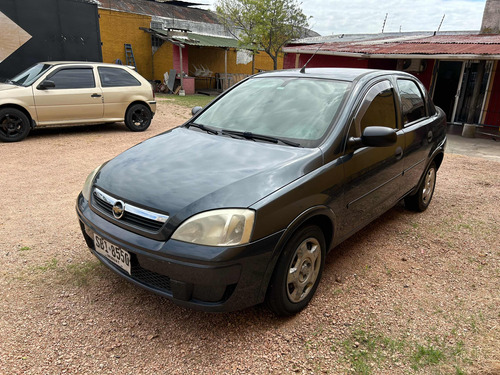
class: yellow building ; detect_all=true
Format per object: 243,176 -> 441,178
97,0 -> 282,91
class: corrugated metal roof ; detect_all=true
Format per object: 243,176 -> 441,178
283,33 -> 500,58
147,28 -> 242,48
98,0 -> 220,24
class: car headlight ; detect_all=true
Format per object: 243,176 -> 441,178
171,209 -> 255,246
81,164 -> 103,201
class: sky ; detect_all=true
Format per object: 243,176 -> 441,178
200,0 -> 487,36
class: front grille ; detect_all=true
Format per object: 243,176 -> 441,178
92,188 -> 167,232
131,263 -> 172,292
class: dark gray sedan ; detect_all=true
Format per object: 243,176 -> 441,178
76,68 -> 446,315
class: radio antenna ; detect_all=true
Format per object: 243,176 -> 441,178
300,43 -> 325,74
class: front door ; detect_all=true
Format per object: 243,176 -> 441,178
33,67 -> 103,125
340,80 -> 405,238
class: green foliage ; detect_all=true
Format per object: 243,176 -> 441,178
216,0 -> 310,69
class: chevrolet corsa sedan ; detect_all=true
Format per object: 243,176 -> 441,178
0,62 -> 156,142
76,68 -> 446,315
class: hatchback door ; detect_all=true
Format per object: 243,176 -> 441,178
33,66 -> 103,125
339,80 -> 405,237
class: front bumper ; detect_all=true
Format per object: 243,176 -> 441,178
76,194 -> 282,312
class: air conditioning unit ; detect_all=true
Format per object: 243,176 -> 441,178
399,59 -> 427,73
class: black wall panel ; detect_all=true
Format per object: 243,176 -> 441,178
0,0 -> 102,78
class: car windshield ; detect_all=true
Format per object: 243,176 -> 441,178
194,77 -> 350,147
10,63 -> 52,86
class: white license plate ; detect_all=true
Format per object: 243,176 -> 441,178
93,234 -> 131,275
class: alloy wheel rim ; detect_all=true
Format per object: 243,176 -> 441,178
0,114 -> 23,138
422,167 -> 436,204
132,109 -> 147,127
286,237 -> 321,303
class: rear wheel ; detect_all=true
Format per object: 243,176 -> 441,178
266,225 -> 325,316
0,108 -> 31,142
405,162 -> 437,212
124,104 -> 152,132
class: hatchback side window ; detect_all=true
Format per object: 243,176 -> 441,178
397,79 -> 426,125
47,68 -> 95,89
98,67 -> 141,87
349,81 -> 397,137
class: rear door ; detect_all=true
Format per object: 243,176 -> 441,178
33,66 -> 103,125
395,78 -> 435,194
339,79 -> 405,237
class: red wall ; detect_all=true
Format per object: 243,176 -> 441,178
173,45 -> 189,74
284,52 -> 435,90
484,62 -> 500,127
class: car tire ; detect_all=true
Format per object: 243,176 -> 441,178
124,104 -> 152,132
405,162 -> 437,212
0,107 -> 31,142
266,225 -> 325,316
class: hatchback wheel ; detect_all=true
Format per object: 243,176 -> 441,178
125,104 -> 152,132
405,162 -> 437,212
266,225 -> 325,316
0,108 -> 31,142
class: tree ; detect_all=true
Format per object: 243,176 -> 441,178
216,0 -> 310,70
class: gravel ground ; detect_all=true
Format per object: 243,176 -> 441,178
0,101 -> 499,374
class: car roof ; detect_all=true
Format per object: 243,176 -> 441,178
39,61 -> 135,69
256,67 -> 414,82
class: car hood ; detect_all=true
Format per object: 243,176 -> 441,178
0,83 -> 23,93
94,127 -> 322,223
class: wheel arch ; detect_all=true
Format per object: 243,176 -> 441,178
258,206 -> 336,301
125,100 -> 153,116
0,104 -> 36,128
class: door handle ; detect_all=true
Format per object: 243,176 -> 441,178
91,93 -> 101,98
427,131 -> 433,143
395,146 -> 403,160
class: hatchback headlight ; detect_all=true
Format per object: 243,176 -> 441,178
82,164 -> 102,201
171,209 -> 255,246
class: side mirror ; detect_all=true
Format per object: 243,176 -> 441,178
347,126 -> 397,149
191,106 -> 202,116
37,80 -> 55,90
361,126 -> 397,147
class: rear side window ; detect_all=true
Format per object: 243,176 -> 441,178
397,79 -> 426,124
98,67 -> 141,87
48,68 -> 95,89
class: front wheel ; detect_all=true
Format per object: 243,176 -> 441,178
124,104 -> 152,132
266,225 -> 326,316
0,108 -> 31,142
405,162 -> 437,212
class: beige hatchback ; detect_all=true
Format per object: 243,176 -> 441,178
0,61 -> 156,142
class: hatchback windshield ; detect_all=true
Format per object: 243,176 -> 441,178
195,77 -> 350,147
11,63 -> 52,86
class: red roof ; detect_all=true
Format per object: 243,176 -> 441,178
283,34 -> 500,58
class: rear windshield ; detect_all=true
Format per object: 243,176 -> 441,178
195,77 -> 350,147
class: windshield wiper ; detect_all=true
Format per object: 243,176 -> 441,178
185,122 -> 219,135
221,129 -> 301,147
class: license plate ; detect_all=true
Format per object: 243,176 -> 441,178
93,234 -> 131,275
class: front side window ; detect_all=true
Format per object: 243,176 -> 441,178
98,67 -> 140,87
397,79 -> 426,125
350,81 -> 397,137
194,77 -> 350,147
47,68 -> 95,89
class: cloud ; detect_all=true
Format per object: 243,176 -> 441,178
300,0 -> 487,35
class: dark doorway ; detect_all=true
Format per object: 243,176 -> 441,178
432,61 -> 462,122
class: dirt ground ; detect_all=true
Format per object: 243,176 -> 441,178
0,101 -> 499,374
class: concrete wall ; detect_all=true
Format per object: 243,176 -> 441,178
481,0 -> 500,34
